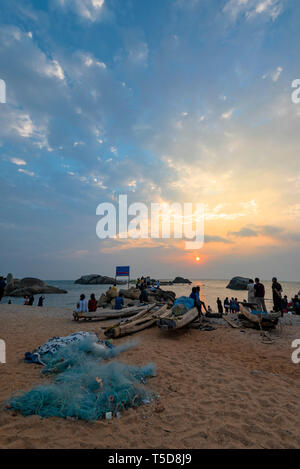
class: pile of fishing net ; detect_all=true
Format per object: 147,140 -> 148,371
172,296 -> 195,316
7,333 -> 156,421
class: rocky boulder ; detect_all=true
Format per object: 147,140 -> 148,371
75,274 -> 125,285
226,276 -> 252,290
106,287 -> 118,301
150,288 -> 176,305
118,288 -> 141,300
4,274 -> 67,297
97,293 -> 108,308
97,286 -> 176,308
172,276 -> 192,284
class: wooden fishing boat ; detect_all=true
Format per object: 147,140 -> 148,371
73,303 -> 155,322
157,307 -> 198,331
105,304 -> 170,338
239,303 -> 280,329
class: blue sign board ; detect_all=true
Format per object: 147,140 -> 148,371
116,266 -> 130,277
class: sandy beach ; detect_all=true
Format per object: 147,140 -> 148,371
0,303 -> 300,449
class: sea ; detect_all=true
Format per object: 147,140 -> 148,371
4,279 -> 300,312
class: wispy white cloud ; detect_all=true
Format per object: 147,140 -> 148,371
10,157 -> 26,166
221,108 -> 234,120
81,52 -> 106,69
18,168 -> 35,177
56,0 -> 105,22
224,0 -> 284,21
262,66 -> 283,82
127,41 -> 149,65
43,59 -> 65,81
11,113 -> 35,138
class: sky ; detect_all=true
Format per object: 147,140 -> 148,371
0,0 -> 300,281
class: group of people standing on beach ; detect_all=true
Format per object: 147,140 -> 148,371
189,276 -> 300,317
246,277 -> 294,315
219,277 -> 300,316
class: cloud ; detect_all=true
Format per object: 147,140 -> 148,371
262,66 -> 283,82
10,157 -> 26,166
43,59 -> 65,81
205,235 -> 232,244
11,113 -> 35,138
81,52 -> 107,69
228,224 -> 285,239
260,225 -> 284,236
228,227 -> 259,237
56,0 -> 105,22
223,0 -> 284,21
127,41 -> 149,65
18,168 -> 35,177
221,108 -> 234,120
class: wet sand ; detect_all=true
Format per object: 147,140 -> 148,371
0,304 -> 300,449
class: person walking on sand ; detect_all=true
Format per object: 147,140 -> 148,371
217,297 -> 223,314
0,276 -> 6,302
254,278 -> 267,312
272,277 -> 283,315
88,293 -> 97,312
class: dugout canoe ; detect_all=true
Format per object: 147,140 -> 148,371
239,304 -> 280,329
156,307 -> 198,331
73,303 -> 155,322
105,304 -> 170,338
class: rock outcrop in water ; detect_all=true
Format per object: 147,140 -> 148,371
74,274 -> 126,285
172,276 -> 192,284
226,276 -> 251,290
4,275 -> 67,297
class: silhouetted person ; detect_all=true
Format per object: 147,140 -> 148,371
0,276 -> 6,302
38,295 -> 45,307
272,277 -> 283,314
28,294 -> 34,306
190,286 -> 207,319
217,297 -> 223,314
254,278 -> 267,312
